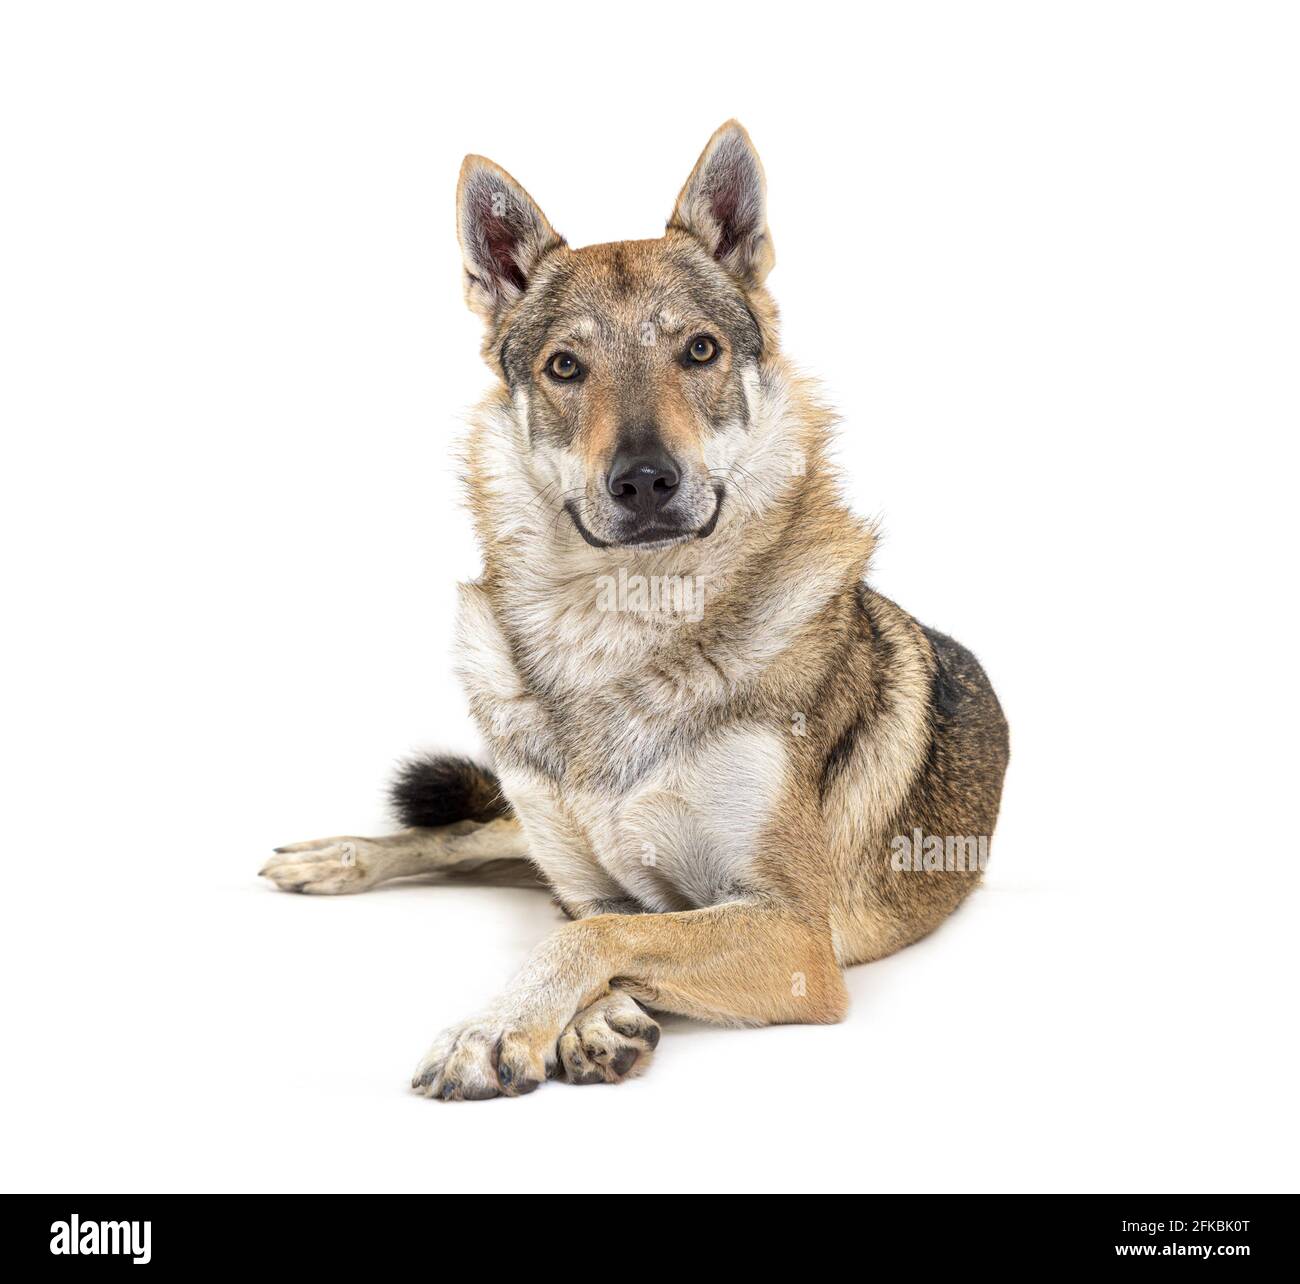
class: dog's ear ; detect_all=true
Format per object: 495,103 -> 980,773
669,120 -> 774,288
457,155 -> 565,322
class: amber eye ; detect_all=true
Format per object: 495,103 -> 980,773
547,352 -> 583,382
686,334 -> 718,364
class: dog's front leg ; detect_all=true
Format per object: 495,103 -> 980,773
411,901 -> 846,1100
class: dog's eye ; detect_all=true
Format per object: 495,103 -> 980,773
686,335 -> 718,365
547,352 -> 583,382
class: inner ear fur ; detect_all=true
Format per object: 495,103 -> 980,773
669,119 -> 774,289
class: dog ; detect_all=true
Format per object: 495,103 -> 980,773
260,121 -> 1010,1100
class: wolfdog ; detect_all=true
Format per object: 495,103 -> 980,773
261,121 -> 1010,1100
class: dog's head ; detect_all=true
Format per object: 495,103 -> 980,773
457,122 -> 780,550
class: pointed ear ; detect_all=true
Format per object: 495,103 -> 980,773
669,120 -> 774,288
457,155 -> 565,322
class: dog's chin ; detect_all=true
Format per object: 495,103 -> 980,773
566,487 -> 724,551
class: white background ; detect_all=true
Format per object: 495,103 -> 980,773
2,2 -> 1296,1194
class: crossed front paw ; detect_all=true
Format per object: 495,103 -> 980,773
411,993 -> 660,1101
557,991 -> 659,1085
410,1019 -> 553,1101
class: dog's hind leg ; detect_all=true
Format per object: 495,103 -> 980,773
259,818 -> 535,894
262,753 -> 534,894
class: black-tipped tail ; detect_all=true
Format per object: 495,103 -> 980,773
389,754 -> 511,828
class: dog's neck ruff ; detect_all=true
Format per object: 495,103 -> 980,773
460,365 -> 876,699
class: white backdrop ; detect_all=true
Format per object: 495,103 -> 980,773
2,1 -> 1296,1193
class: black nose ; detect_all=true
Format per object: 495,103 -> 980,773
606,452 -> 680,520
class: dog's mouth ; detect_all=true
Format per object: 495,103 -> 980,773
565,485 -> 724,551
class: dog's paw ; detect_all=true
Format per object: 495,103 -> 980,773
557,991 -> 660,1086
410,1019 -> 555,1102
258,837 -> 379,894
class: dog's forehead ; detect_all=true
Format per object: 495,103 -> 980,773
499,234 -> 761,379
532,238 -> 730,333
571,238 -> 697,293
